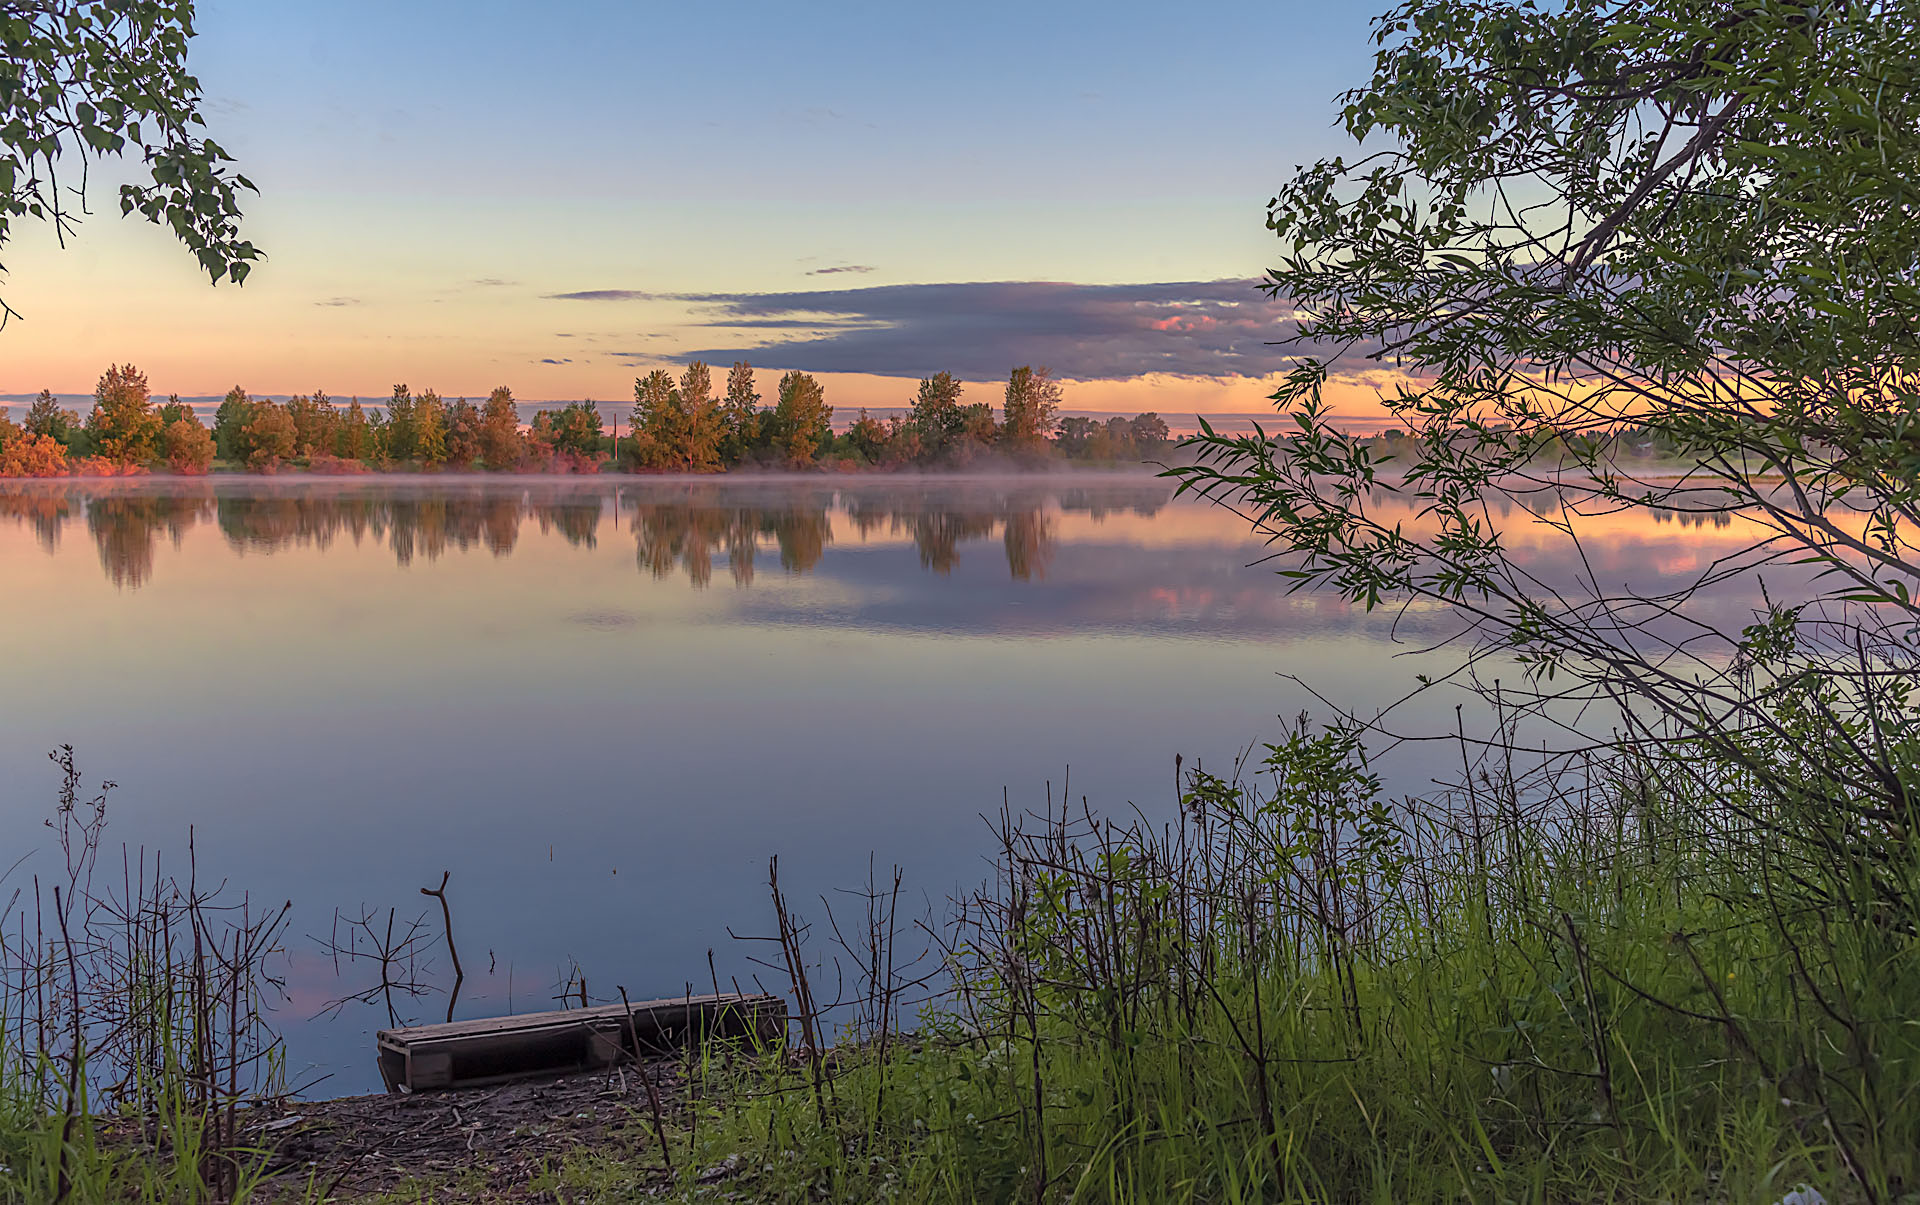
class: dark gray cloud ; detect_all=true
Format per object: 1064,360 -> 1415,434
548,280 -> 1365,381
807,265 -> 875,276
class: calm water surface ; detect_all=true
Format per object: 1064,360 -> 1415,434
0,473 -> 1767,1092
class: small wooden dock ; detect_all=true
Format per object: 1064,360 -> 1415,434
375,992 -> 785,1093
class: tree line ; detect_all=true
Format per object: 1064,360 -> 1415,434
0,362 -> 1173,477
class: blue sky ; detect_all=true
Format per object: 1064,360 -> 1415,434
3,1 -> 1389,413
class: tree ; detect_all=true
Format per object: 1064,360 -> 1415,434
678,361 -> 723,471
24,390 -> 79,446
628,370 -> 680,469
846,409 -> 889,463
480,387 -> 522,469
86,364 -> 161,464
445,399 -> 482,469
162,416 -> 214,474
1001,366 -> 1061,447
772,371 -> 832,466
213,387 -> 255,462
533,401 -> 604,461
414,389 -> 447,466
339,399 -> 373,461
910,372 -> 967,454
0,2 -> 260,326
241,400 -> 296,471
1171,2 -> 1920,1175
287,391 -> 339,458
1055,415 -> 1097,457
1128,413 -> 1170,452
0,424 -> 68,476
385,385 -> 418,462
721,361 -> 761,463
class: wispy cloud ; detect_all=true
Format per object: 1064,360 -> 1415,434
546,289 -> 652,302
807,265 -> 876,276
316,296 -> 360,307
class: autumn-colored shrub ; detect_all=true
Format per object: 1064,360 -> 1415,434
69,455 -> 147,477
0,431 -> 70,477
162,417 -> 216,475
307,452 -> 369,475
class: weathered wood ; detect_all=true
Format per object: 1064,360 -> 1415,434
375,991 -> 784,1093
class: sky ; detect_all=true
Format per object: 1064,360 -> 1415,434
0,1 -> 1391,418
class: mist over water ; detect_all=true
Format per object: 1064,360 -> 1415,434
0,473 -> 1780,1093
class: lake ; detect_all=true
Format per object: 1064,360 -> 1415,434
0,472 -> 1774,1094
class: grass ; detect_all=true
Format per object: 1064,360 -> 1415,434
594,721 -> 1920,1205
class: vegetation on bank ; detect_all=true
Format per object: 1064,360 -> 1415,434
0,364 -> 1174,479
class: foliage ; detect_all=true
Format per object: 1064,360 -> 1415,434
480,386 -> 523,469
772,371 -> 832,467
0,0 -> 261,326
24,389 -> 79,446
84,363 -> 160,464
211,385 -> 253,462
1001,365 -> 1061,447
240,399 -> 295,471
161,414 -> 213,474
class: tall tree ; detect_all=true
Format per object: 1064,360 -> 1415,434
339,399 -> 373,461
240,400 -> 295,470
772,371 -> 832,466
721,361 -> 761,462
910,372 -> 967,455
0,2 -> 260,326
385,385 -> 418,462
1001,366 -> 1061,447
24,390 -> 79,445
679,361 -> 724,471
213,386 -> 255,462
444,399 -> 482,468
480,386 -> 522,469
628,370 -> 680,469
86,364 -> 161,464
414,389 -> 448,466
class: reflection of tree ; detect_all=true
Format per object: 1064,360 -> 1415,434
912,511 -> 997,574
529,493 -> 602,550
0,487 -> 75,553
1002,506 -> 1054,581
88,492 -> 213,589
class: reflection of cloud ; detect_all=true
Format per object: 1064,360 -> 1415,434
546,280 -> 1383,382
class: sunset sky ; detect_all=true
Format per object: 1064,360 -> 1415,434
2,1 -> 1389,418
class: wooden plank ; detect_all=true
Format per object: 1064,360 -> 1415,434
375,991 -> 784,1093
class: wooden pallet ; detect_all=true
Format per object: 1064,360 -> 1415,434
375,991 -> 785,1093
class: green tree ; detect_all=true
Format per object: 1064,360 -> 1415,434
24,390 -> 79,446
678,361 -> 724,471
414,389 -> 448,466
910,372 -> 967,455
628,370 -> 680,469
721,361 -> 761,463
385,385 -> 418,462
339,399 -> 372,461
1128,413 -> 1170,452
480,386 -> 522,469
213,386 -> 255,462
0,2 -> 260,325
286,391 -> 338,458
534,401 -> 604,461
772,371 -> 832,466
1001,366 -> 1060,448
85,363 -> 161,464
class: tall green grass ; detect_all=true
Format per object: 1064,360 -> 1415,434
672,718 -> 1919,1205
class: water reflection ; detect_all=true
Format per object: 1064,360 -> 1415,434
6,478 -> 1781,575
0,479 -> 1169,590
